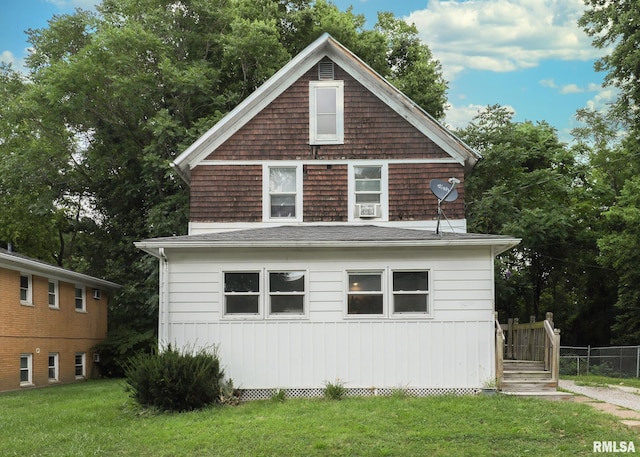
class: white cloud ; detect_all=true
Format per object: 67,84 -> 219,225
406,0 -> 605,80
46,0 -> 100,10
539,79 -> 603,95
444,103 -> 516,130
584,87 -> 617,113
559,84 -> 582,94
0,50 -> 23,69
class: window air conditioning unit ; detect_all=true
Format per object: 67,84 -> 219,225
356,203 -> 381,218
93,289 -> 102,300
93,353 -> 101,363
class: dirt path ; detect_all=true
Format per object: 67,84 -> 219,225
559,380 -> 640,428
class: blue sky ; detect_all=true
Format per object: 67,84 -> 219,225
1,0 -> 614,142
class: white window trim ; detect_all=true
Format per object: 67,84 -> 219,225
309,80 -> 344,145
20,354 -> 33,386
75,352 -> 86,379
266,270 -> 309,320
262,164 -> 303,222
48,280 -> 59,309
222,271 -> 263,319
48,353 -> 59,382
344,270 -> 386,318
20,273 -> 33,306
347,163 -> 388,222
391,269 -> 432,318
75,286 -> 86,312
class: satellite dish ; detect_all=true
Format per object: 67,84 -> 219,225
429,179 -> 459,202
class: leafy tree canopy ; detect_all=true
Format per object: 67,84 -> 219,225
0,0 -> 448,353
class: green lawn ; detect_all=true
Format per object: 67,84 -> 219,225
563,374 -> 640,389
0,379 -> 638,456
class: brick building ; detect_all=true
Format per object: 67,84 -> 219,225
0,247 -> 119,392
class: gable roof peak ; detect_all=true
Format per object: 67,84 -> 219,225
172,33 -> 480,183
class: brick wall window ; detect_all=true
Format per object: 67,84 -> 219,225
48,353 -> 59,382
75,353 -> 86,379
75,286 -> 86,312
20,274 -> 32,304
20,354 -> 33,386
48,280 -> 59,309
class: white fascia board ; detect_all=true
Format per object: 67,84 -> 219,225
324,45 -> 480,169
135,237 -> 521,255
0,253 -> 120,290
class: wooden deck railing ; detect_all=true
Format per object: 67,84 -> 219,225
495,313 -> 504,389
497,312 -> 560,384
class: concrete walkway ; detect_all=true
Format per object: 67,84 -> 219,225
559,380 -> 640,428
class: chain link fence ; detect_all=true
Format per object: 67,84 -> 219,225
560,346 -> 640,378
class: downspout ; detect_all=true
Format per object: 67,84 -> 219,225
158,248 -> 170,347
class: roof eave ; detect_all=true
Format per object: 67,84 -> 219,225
0,253 -> 121,290
135,237 -> 521,254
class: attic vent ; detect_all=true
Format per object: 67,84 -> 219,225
318,62 -> 334,80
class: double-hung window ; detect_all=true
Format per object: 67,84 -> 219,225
20,274 -> 32,304
48,353 -> 59,382
20,354 -> 32,386
392,271 -> 430,315
75,353 -> 86,379
349,164 -> 387,220
309,80 -> 344,144
347,272 -> 384,315
224,272 -> 260,315
269,271 -> 305,315
265,166 -> 302,220
75,286 -> 86,312
48,280 -> 59,309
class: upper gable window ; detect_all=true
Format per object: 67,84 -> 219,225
309,80 -> 344,145
348,164 -> 388,221
264,165 -> 303,221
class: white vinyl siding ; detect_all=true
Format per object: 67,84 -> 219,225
159,246 -> 496,390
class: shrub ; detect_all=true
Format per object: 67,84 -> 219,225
271,388 -> 286,402
323,380 -> 346,400
92,327 -> 156,378
123,344 -> 226,412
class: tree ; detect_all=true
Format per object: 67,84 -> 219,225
580,0 -> 640,129
459,106 -> 579,324
0,0 -> 448,367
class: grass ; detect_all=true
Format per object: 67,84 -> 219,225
563,374 -> 640,390
1,379 -> 639,456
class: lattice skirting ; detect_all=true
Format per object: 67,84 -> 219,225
238,387 -> 479,402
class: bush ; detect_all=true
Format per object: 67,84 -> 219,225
92,327 -> 156,378
123,344 -> 226,412
323,380 -> 346,400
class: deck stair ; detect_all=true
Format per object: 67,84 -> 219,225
495,313 -> 571,399
502,360 -> 555,392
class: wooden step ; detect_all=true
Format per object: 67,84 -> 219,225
503,370 -> 552,381
504,360 -> 545,371
501,380 -> 558,392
